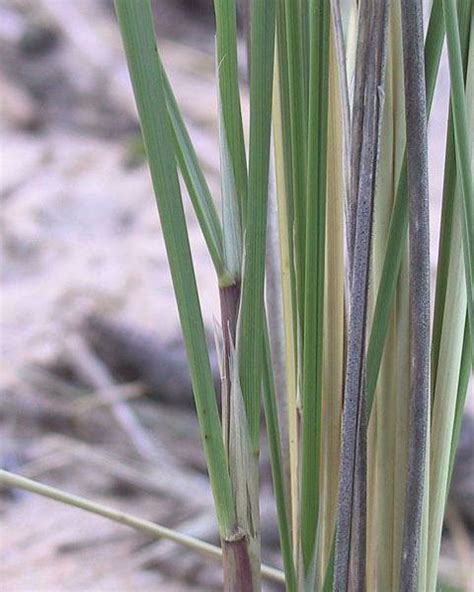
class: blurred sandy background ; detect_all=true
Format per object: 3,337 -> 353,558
0,1 -> 472,591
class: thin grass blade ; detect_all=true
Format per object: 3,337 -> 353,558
300,0 -> 331,573
448,319 -> 472,484
262,321 -> 297,591
427,9 -> 473,588
114,0 -> 235,538
161,66 -> 225,278
0,470 -> 285,584
442,0 -> 474,364
238,0 -> 276,450
214,0 -> 248,223
218,90 -> 243,284
427,196 -> 468,591
282,0 -> 309,322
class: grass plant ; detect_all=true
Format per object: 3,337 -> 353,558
1,1 -> 472,590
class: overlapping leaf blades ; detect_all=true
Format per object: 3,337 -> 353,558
3,2 -> 471,591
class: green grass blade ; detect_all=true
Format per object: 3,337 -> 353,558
282,0 -> 308,323
432,0 -> 471,400
262,321 -> 297,592
428,9 -> 473,588
161,66 -> 225,278
0,470 -> 285,584
427,195 -> 468,591
431,111 -> 457,386
366,0 -> 446,416
238,0 -> 276,450
217,84 -> 243,284
299,0 -> 310,99
448,318 -> 472,484
214,0 -> 248,223
114,0 -> 235,537
448,13 -> 474,487
300,0 -> 330,572
0,470 -> 225,559
442,0 -> 474,363
216,82 -> 242,456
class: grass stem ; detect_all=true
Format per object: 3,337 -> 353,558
399,1 -> 431,588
